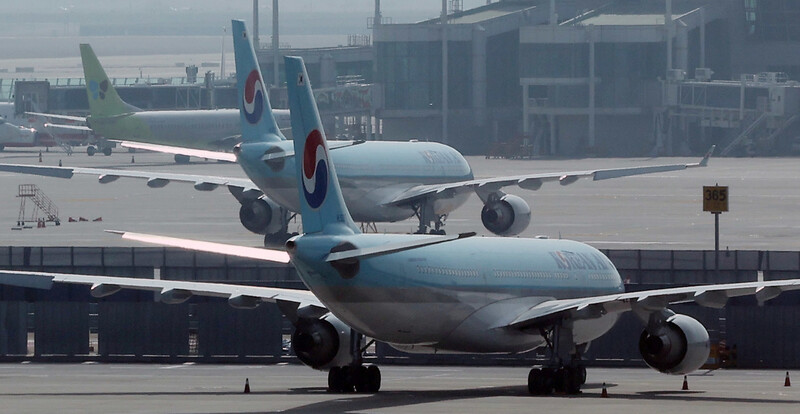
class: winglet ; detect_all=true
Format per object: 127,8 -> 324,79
231,19 -> 285,143
285,55 -> 359,235
699,145 -> 715,167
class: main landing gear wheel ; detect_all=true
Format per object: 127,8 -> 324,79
328,365 -> 381,393
527,366 -> 584,395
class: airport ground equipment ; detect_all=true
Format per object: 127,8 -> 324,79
16,184 -> 60,227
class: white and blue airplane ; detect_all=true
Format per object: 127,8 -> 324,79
0,21 -> 713,246
1,21 -> 799,395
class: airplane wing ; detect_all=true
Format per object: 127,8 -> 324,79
115,141 -> 237,162
0,231 -> 322,318
0,269 -> 322,311
495,278 -> 800,330
387,146 -> 715,206
0,163 -> 257,193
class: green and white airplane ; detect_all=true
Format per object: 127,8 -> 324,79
38,43 -> 290,162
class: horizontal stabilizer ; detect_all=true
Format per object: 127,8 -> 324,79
116,141 -> 237,162
261,140 -> 365,162
27,112 -> 87,122
43,123 -> 93,132
325,232 -> 475,262
106,230 -> 291,263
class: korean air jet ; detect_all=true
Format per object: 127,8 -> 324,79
34,43 -> 291,162
2,29 -> 799,395
0,21 -> 714,246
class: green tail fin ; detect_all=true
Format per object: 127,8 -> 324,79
80,44 -> 139,118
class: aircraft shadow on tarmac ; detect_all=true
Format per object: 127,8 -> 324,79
4,382 -> 797,414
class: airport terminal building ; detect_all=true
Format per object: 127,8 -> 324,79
366,0 -> 800,156
8,0 -> 800,156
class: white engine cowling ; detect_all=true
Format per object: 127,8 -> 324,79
238,196 -> 283,235
291,313 -> 354,370
639,314 -> 710,374
480,194 -> 531,236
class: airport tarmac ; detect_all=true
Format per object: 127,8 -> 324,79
0,363 -> 796,414
1,147 -> 800,250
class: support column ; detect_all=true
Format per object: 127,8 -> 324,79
588,25 -> 596,149
472,25 -> 487,126
441,0 -> 449,144
272,0 -> 279,86
676,22 -> 689,72
665,0 -> 673,74
253,0 -> 260,49
699,7 -> 706,68
522,83 -> 530,134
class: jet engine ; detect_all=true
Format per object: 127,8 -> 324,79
291,314 -> 355,370
238,195 -> 282,235
639,314 -> 710,374
480,194 -> 532,236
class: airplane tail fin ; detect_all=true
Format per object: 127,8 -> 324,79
79,44 -> 140,118
231,20 -> 285,143
285,56 -> 359,235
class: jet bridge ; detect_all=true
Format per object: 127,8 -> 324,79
661,71 -> 800,156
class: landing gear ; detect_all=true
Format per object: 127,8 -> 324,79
327,364 -> 381,393
327,331 -> 382,393
528,321 -> 586,396
412,199 -> 448,234
88,145 -> 112,156
527,366 -> 585,395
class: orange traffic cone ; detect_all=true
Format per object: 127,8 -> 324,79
79,217 -> 88,222
601,382 -> 609,398
244,378 -> 251,393
69,217 -> 77,222
682,375 -> 689,390
785,372 -> 791,387
93,217 -> 103,222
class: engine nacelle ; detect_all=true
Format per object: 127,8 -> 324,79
238,196 -> 282,235
639,314 -> 710,374
291,313 -> 354,370
480,194 -> 531,236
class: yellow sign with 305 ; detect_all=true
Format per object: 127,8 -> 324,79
703,186 -> 728,213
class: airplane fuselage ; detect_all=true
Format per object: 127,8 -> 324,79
88,108 -> 291,152
290,234 -> 624,353
237,140 -> 474,223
